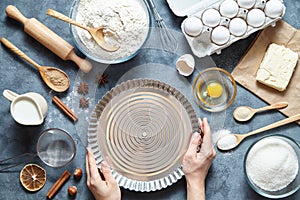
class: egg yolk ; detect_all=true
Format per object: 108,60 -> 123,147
206,82 -> 223,98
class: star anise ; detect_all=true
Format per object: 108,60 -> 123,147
96,73 -> 109,87
79,97 -> 89,109
77,82 -> 89,95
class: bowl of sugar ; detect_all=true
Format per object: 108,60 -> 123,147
244,135 -> 300,198
70,0 -> 151,64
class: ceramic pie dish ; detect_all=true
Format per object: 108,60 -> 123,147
88,79 -> 198,192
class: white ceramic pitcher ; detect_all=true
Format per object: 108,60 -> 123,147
3,89 -> 48,125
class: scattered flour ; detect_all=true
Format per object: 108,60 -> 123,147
213,129 -> 232,144
76,0 -> 149,61
246,137 -> 298,191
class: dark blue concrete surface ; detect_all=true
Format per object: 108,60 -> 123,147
0,0 -> 299,200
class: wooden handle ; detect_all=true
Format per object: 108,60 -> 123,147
256,102 -> 288,112
1,37 -> 41,69
47,9 -> 88,31
5,5 -> 28,24
246,114 -> 300,137
5,6 -> 92,73
66,51 -> 92,73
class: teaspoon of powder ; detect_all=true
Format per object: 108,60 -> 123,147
217,133 -> 237,150
233,106 -> 253,121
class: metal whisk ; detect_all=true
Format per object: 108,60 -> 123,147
148,0 -> 178,52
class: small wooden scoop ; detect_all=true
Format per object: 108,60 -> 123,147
5,5 -> 92,73
47,9 -> 119,52
233,102 -> 288,122
1,37 -> 70,92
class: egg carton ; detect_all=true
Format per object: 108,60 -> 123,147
166,0 -> 285,58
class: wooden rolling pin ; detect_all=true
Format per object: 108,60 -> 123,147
5,5 -> 92,73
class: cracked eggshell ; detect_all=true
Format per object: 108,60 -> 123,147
176,54 -> 195,76
211,26 -> 230,45
202,9 -> 221,27
247,9 -> 265,27
184,17 -> 203,37
237,0 -> 256,9
220,0 -> 239,18
229,18 -> 247,36
264,0 -> 284,18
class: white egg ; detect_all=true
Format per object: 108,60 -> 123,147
264,0 -> 284,18
176,54 -> 195,76
211,26 -> 230,45
183,16 -> 203,37
237,0 -> 256,9
229,18 -> 247,36
247,9 -> 265,27
220,0 -> 239,18
202,9 -> 221,27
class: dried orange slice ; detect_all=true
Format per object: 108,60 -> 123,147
20,164 -> 46,192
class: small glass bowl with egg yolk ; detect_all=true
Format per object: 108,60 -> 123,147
192,67 -> 237,112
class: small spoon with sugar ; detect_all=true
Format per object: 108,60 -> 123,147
233,102 -> 288,122
217,113 -> 300,151
1,37 -> 70,92
47,9 -> 119,52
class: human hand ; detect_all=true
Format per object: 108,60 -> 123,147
86,148 -> 121,200
182,118 -> 216,200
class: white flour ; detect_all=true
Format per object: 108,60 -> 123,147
217,133 -> 237,150
76,0 -> 149,61
246,137 -> 298,191
213,129 -> 232,144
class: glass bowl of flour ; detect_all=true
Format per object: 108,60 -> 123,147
244,135 -> 300,198
70,0 -> 150,64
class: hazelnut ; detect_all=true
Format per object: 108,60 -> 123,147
68,186 -> 77,196
73,168 -> 82,179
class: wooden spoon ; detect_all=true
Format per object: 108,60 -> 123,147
217,113 -> 300,151
1,37 -> 70,92
233,102 -> 288,122
47,9 -> 119,52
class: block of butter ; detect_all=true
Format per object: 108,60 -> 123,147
256,43 -> 299,91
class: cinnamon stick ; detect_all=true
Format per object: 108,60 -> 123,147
52,96 -> 78,122
47,170 -> 71,199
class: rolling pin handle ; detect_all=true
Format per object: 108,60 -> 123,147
5,5 -> 28,24
67,51 -> 93,73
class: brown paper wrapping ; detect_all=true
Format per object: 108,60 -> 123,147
232,20 -> 300,124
